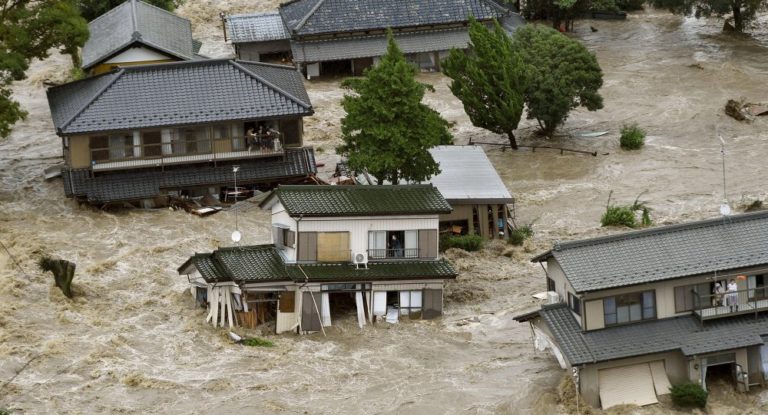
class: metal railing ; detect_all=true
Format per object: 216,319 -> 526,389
367,248 -> 420,260
89,133 -> 284,168
692,286 -> 768,321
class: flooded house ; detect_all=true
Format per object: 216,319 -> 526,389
514,211 -> 768,409
225,0 -> 524,78
177,185 -> 458,333
82,0 -> 203,76
46,59 -> 316,206
427,146 -> 514,239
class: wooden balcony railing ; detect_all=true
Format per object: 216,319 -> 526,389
89,133 -> 284,171
692,286 -> 768,321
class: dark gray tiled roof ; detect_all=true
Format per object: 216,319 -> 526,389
516,304 -> 768,365
82,0 -> 195,69
179,245 -> 457,283
47,59 -> 312,135
291,28 -> 471,63
534,211 -> 768,293
227,12 -> 291,43
63,148 -> 317,203
279,0 -> 509,36
263,184 -> 452,217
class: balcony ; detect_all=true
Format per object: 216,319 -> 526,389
89,134 -> 284,172
367,248 -> 421,260
693,286 -> 768,321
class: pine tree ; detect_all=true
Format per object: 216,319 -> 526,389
0,0 -> 89,138
337,31 -> 452,184
515,25 -> 603,137
443,17 -> 529,149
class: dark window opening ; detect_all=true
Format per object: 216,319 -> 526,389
568,292 -> 581,316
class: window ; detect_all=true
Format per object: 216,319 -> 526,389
278,291 -> 295,313
603,290 -> 655,326
90,135 -> 109,162
106,133 -> 133,160
399,290 -> 423,318
568,292 -> 581,316
368,230 -> 419,259
141,131 -> 162,157
674,282 -> 711,312
273,225 -> 295,248
546,277 -> 556,292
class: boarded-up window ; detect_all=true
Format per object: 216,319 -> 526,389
279,291 -> 295,313
298,232 -> 317,261
317,232 -> 349,262
422,289 -> 443,319
301,292 -> 322,332
418,229 -> 437,259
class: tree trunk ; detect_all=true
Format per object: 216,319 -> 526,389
732,0 -> 743,32
506,131 -> 519,150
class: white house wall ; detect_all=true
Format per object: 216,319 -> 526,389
547,258 -> 581,325
104,46 -> 172,64
270,202 -> 298,261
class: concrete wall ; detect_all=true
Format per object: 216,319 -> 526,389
578,351 -> 689,408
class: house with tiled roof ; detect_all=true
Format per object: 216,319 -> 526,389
514,211 -> 768,410
46,59 -> 316,205
178,185 -> 457,333
225,0 -> 524,77
82,0 -> 203,75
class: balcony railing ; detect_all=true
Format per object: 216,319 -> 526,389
367,248 -> 420,260
693,286 -> 768,321
89,133 -> 283,172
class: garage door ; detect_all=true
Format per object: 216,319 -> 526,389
598,363 -> 659,409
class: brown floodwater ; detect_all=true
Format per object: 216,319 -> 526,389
1,5 -> 768,414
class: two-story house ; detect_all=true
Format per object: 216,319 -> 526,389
225,0 -> 524,78
515,211 -> 768,410
177,185 -> 458,334
82,0 -> 203,76
46,59 -> 316,206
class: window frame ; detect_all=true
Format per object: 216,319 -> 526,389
602,289 -> 656,327
568,292 -> 581,316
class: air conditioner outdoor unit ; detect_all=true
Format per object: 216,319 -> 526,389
546,291 -> 560,305
353,251 -> 368,269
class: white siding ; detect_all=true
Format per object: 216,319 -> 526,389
271,202 -> 298,260
547,259 -> 581,325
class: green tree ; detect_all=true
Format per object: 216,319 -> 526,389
337,31 -> 452,184
0,0 -> 88,138
514,25 -> 603,137
78,0 -> 176,22
443,18 -> 528,149
652,0 -> 765,32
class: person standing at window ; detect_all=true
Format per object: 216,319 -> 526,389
712,282 -> 724,307
390,234 -> 403,258
726,279 -> 739,311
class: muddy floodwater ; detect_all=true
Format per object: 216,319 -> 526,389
2,5 -> 768,414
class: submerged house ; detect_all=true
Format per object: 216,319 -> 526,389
226,0 -> 524,77
178,185 -> 458,333
427,146 -> 514,239
46,59 -> 316,205
82,0 -> 203,75
515,211 -> 768,409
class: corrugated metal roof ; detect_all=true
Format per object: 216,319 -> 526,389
515,304 -> 768,365
533,211 -> 768,293
280,0 -> 509,36
82,0 -> 196,69
427,146 -> 513,204
227,12 -> 291,43
291,28 -> 471,63
47,59 -> 312,135
263,184 -> 452,217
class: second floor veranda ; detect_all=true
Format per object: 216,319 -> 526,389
693,285 -> 768,321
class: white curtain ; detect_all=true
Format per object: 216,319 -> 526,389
373,292 -> 387,316
321,292 -> 332,327
355,292 -> 366,329
404,230 -> 418,257
161,129 -> 173,155
132,131 -> 141,157
399,291 -> 410,316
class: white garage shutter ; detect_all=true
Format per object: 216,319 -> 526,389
598,363 -> 659,409
649,361 -> 672,395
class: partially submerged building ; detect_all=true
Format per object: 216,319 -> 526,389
46,59 -> 316,205
82,0 -> 203,75
178,185 -> 457,333
515,211 -> 768,409
427,146 -> 514,239
226,0 -> 524,77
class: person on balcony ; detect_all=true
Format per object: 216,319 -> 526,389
390,234 -> 403,258
246,128 -> 256,152
726,279 -> 739,311
713,282 -> 724,307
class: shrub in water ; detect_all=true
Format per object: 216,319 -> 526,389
242,337 -> 275,347
620,123 -> 646,150
440,234 -> 484,252
601,205 -> 637,227
508,225 -> 534,246
670,383 -> 707,408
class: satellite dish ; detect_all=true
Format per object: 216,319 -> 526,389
231,230 -> 242,243
720,202 -> 731,216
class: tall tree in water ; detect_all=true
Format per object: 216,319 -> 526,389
78,0 -> 176,21
443,17 -> 528,149
337,31 -> 452,184
0,0 -> 89,138
652,0 -> 765,32
515,25 -> 603,137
